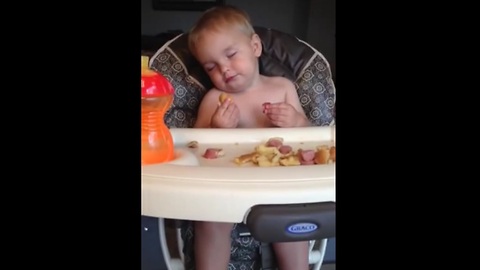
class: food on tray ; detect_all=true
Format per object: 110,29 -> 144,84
329,146 -> 336,162
234,152 -> 259,164
255,144 -> 280,155
187,140 -> 199,148
265,137 -> 283,147
219,93 -> 230,103
314,145 -> 336,164
234,137 -> 335,167
256,154 -> 280,167
278,145 -> 293,155
298,149 -> 316,165
203,148 -> 225,159
279,155 -> 301,166
314,148 -> 329,164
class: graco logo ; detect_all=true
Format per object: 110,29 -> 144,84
287,223 -> 318,234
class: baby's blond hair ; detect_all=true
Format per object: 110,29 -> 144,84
188,5 -> 255,55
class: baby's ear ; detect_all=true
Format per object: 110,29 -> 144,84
251,34 -> 262,57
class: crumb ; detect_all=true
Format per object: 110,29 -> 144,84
187,141 -> 198,148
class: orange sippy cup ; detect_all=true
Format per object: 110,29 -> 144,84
141,56 -> 175,165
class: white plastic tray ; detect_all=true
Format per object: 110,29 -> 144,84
141,126 -> 336,223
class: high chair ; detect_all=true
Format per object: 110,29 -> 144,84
142,26 -> 336,270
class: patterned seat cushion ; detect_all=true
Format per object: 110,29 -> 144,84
181,223 -> 261,270
150,42 -> 207,128
149,27 -> 336,270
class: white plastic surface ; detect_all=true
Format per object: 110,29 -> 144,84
142,126 -> 336,223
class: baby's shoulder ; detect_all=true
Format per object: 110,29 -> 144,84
261,75 -> 295,91
203,88 -> 222,100
263,75 -> 294,87
197,88 -> 223,110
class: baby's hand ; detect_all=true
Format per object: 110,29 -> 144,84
263,102 -> 307,127
211,98 -> 239,128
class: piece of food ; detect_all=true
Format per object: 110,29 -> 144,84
297,149 -> 316,165
329,146 -> 336,162
298,149 -> 315,162
314,148 -> 330,164
255,144 -> 280,155
279,155 -> 301,166
266,137 -> 284,148
262,102 -> 271,114
255,154 -> 281,167
219,93 -> 230,103
234,152 -> 258,165
316,145 -> 330,151
315,145 -> 335,163
202,148 -> 225,159
187,141 -> 199,148
278,145 -> 293,155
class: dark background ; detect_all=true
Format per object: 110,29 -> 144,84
141,0 -> 336,81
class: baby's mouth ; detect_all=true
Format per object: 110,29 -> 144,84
225,75 -> 237,83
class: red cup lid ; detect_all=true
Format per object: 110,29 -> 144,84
141,71 -> 174,97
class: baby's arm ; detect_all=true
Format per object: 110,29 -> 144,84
284,81 -> 311,127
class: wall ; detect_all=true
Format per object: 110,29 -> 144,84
141,0 -> 335,78
142,0 -> 307,38
307,0 -> 335,80
141,0 -> 201,35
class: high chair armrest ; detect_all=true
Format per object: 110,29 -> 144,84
246,201 -> 335,243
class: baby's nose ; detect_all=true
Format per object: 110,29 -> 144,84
220,64 -> 229,73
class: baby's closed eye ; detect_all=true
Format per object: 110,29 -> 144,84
204,63 -> 215,71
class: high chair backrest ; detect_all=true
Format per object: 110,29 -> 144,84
149,26 -> 336,128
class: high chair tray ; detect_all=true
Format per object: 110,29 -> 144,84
141,126 -> 336,223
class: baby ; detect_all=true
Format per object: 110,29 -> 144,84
189,5 -> 311,270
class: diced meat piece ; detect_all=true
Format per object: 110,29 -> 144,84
266,137 -> 283,148
262,102 -> 271,114
202,148 -> 224,159
278,145 -> 292,154
300,159 -> 316,165
299,149 -> 315,161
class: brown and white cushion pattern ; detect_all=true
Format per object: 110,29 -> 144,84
181,222 -> 261,270
149,41 -> 207,128
295,41 -> 336,126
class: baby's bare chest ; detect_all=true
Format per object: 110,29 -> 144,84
235,92 -> 284,128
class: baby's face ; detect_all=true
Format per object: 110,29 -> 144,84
194,28 -> 261,93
